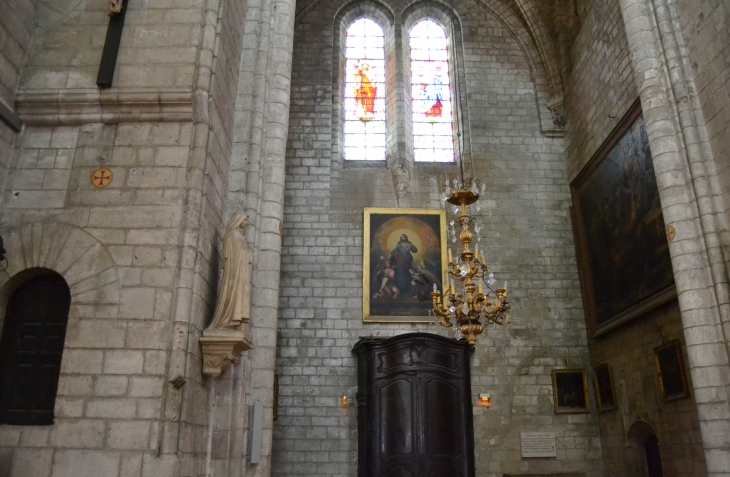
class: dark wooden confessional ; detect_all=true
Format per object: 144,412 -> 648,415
354,333 -> 475,477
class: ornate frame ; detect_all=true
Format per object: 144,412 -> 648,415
593,363 -> 616,412
654,339 -> 690,401
363,208 -> 447,323
570,99 -> 676,337
551,369 -> 590,414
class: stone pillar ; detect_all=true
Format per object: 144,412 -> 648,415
618,0 -> 730,474
247,0 -> 296,475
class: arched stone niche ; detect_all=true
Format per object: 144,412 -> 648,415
626,420 -> 661,477
0,222 -> 121,336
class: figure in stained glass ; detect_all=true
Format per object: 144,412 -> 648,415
354,61 -> 377,121
343,18 -> 386,161
410,20 -> 454,162
423,73 -> 444,119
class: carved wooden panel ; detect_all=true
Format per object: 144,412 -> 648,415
0,273 -> 71,425
354,333 -> 474,477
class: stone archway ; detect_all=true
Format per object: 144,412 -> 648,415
0,222 -> 120,333
626,420 -> 663,477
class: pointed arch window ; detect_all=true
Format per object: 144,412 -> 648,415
410,20 -> 455,163
344,18 -> 387,161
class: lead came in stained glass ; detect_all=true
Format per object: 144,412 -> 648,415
344,19 -> 386,161
410,20 -> 454,163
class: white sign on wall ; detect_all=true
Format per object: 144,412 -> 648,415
520,432 -> 557,458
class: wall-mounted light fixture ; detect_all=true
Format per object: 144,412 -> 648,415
478,393 -> 491,407
342,392 -> 356,406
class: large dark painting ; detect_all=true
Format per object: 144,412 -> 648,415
571,100 -> 675,336
363,208 -> 447,322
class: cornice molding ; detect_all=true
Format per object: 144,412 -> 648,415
15,88 -> 199,126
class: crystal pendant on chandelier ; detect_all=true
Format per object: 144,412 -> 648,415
431,178 -> 511,345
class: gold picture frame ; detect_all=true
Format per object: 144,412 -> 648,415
593,363 -> 616,411
570,99 -> 676,338
363,208 -> 447,323
654,339 -> 689,401
552,369 -> 590,414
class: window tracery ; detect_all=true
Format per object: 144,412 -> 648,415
339,10 -> 461,165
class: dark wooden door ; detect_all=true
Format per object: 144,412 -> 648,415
644,436 -> 664,477
354,333 -> 475,477
0,273 -> 71,425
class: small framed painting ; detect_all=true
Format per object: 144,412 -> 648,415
654,340 -> 689,401
593,364 -> 616,411
552,369 -> 590,414
363,208 -> 447,323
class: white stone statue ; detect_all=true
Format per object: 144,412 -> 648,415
208,211 -> 253,329
200,211 -> 254,377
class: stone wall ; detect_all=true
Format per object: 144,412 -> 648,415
673,0 -> 730,280
563,0 -> 636,180
589,302 -> 707,476
274,1 -> 602,476
0,0 -> 38,208
562,0 -> 718,475
0,119 -> 191,477
0,0 -> 255,476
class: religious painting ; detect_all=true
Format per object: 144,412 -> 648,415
654,340 -> 689,401
344,18 -> 386,161
552,369 -> 590,414
363,208 -> 447,322
410,19 -> 454,163
571,99 -> 675,337
593,364 -> 616,411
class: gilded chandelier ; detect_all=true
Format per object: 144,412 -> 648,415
431,179 -> 511,345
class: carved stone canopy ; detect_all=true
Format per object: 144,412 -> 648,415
109,0 -> 123,16
199,328 -> 252,378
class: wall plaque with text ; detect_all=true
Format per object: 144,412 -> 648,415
520,432 -> 557,458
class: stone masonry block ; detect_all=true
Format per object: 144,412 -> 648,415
51,450 -> 121,477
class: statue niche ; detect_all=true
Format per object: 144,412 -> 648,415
199,211 -> 254,378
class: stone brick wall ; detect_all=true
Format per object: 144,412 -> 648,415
563,0 -> 637,181
0,120 -> 191,477
0,0 -> 39,209
274,1 -> 602,476
562,0 -> 710,475
0,0 -> 36,105
589,302 -> 707,476
184,0 -> 253,475
0,0 -> 259,476
18,1 -> 200,93
673,0 -> 730,273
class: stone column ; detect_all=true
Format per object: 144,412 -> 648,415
247,0 -> 296,475
618,0 -> 730,474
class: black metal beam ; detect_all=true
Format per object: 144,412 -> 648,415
96,0 -> 129,89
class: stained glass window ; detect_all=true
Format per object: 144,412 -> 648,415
410,20 -> 454,163
344,18 -> 386,161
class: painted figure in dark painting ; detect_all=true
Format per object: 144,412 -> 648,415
389,234 -> 418,294
578,115 -> 674,325
366,212 -> 445,319
410,259 -> 441,301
